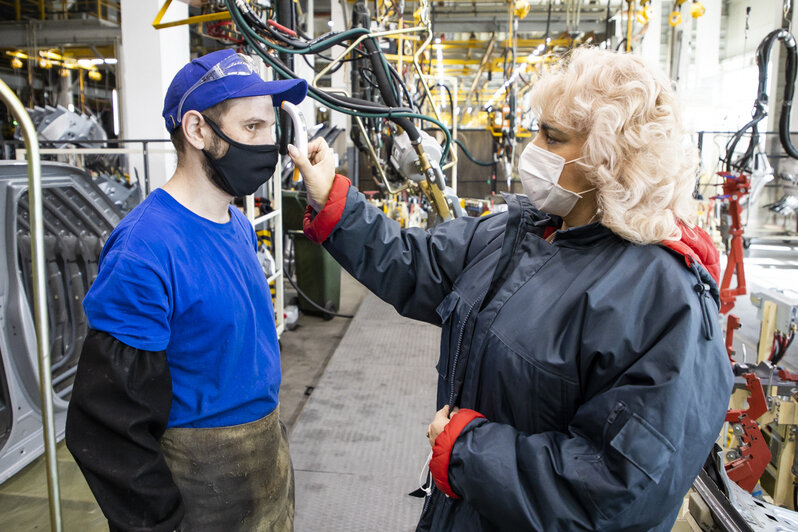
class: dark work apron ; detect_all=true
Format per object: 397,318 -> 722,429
160,407 -> 294,532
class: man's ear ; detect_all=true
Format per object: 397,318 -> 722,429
182,111 -> 207,151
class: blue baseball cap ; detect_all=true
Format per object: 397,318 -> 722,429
163,49 -> 308,133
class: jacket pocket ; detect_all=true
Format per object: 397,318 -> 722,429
576,402 -> 676,524
610,411 -> 676,483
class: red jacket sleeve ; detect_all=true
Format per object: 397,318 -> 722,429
429,409 -> 486,498
303,174 -> 351,244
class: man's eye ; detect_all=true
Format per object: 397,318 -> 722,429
246,123 -> 257,131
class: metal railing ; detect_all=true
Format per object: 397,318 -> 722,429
1,138 -> 174,196
0,76 -> 61,531
8,0 -> 121,23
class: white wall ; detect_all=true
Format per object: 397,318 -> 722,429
294,0 -> 316,132
329,0 -> 352,157
119,0 -> 189,191
676,0 -> 783,134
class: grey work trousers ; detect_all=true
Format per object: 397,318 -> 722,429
160,407 -> 295,532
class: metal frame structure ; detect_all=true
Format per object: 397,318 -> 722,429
152,0 -> 232,29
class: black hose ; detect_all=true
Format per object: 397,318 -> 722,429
233,0 -> 370,53
436,82 -> 454,116
261,49 -> 413,115
758,29 -> 798,159
387,61 -> 417,111
733,28 -> 798,169
285,271 -> 354,319
362,38 -> 398,106
229,0 -> 422,139
454,139 -> 494,166
360,36 -> 419,140
725,113 -> 764,172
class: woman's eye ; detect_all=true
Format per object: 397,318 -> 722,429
545,134 -> 559,144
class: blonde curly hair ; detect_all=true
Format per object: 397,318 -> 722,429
528,47 -> 698,244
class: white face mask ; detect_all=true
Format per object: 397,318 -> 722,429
518,142 -> 595,217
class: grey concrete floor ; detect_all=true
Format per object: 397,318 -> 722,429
290,292 -> 436,532
0,270 -> 368,532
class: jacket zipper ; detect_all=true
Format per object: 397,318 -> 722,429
448,289 -> 488,407
421,480 -> 435,515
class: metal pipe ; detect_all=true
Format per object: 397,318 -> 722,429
79,69 -> 85,114
142,140 -> 151,196
626,0 -> 634,52
354,115 -> 408,194
0,79 -> 62,532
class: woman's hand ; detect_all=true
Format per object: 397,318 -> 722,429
427,405 -> 460,447
288,137 -> 336,213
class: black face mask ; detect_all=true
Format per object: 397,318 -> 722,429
201,115 -> 279,197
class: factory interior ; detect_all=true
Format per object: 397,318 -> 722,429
0,0 -> 798,530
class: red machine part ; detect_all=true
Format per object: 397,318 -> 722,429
777,368 -> 798,382
724,373 -> 771,492
716,172 -> 750,315
725,314 -> 742,365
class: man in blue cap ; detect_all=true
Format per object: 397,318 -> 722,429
65,49 -> 307,531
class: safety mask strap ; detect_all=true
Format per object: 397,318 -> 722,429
418,449 -> 433,496
202,115 -> 277,154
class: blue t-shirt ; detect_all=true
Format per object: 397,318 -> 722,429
83,188 -> 281,428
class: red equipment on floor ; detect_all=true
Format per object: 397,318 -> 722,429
724,373 -> 771,492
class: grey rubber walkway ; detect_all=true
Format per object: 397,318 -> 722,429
290,292 -> 440,532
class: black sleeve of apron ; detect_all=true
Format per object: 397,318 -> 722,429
65,329 -> 183,532
323,186 -> 507,324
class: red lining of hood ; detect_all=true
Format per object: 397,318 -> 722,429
662,222 -> 720,284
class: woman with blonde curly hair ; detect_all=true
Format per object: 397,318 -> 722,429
290,46 -> 733,531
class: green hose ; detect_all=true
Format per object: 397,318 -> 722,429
227,0 -> 451,165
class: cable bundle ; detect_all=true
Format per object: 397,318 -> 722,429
224,0 -> 452,164
724,29 -> 798,173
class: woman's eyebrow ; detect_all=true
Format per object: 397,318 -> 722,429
540,122 -> 566,136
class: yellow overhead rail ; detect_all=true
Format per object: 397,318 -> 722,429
5,50 -> 102,72
10,0 -> 120,22
152,0 -> 232,30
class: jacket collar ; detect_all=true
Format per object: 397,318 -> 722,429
511,193 -> 617,248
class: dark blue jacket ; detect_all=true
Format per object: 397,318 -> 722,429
316,181 -> 733,531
